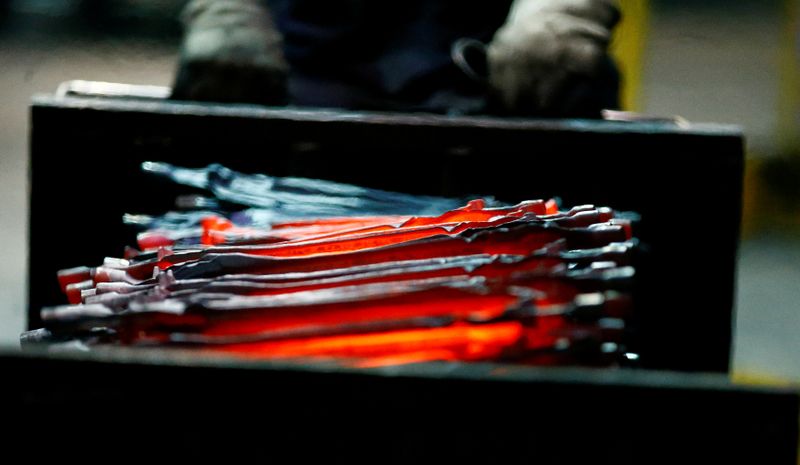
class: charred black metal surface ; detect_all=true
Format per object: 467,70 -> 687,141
28,96 -> 744,372
2,348 -> 797,463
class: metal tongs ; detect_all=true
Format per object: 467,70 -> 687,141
451,38 -> 689,126
451,38 -> 490,86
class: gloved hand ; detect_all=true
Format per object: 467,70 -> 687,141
171,0 -> 288,105
487,0 -> 620,117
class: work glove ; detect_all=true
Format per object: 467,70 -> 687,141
487,0 -> 620,117
171,0 -> 288,105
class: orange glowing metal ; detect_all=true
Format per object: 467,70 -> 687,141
44,193 -> 635,368
218,322 -> 524,360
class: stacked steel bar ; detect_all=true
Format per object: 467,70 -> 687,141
23,163 -> 638,368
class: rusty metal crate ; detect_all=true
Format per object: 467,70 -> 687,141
29,92 -> 744,373
18,89 -> 798,464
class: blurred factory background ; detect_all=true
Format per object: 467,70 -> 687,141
0,0 -> 797,382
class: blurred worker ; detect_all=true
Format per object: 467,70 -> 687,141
172,0 -> 620,117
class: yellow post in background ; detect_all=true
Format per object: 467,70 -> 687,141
610,0 -> 650,112
778,0 -> 800,154
742,0 -> 800,237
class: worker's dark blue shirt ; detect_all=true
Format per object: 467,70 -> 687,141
266,0 -> 513,113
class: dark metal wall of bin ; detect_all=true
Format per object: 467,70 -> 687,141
28,96 -> 744,373
3,349 -> 797,464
